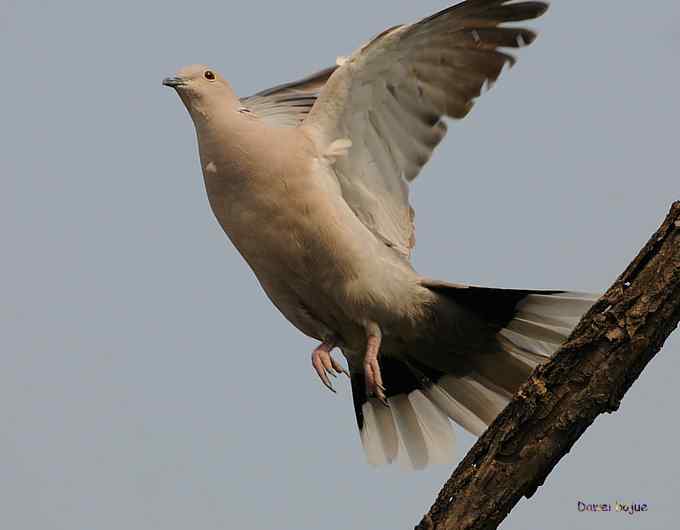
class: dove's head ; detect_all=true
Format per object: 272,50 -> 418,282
163,64 -> 238,120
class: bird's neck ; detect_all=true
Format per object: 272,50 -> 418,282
194,109 -> 258,180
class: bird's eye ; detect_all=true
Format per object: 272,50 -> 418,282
204,70 -> 216,81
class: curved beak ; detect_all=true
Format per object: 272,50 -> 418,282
162,76 -> 186,88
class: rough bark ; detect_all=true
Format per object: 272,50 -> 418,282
416,201 -> 680,530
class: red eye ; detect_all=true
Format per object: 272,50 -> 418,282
204,70 -> 216,80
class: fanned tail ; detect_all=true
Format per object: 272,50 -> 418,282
349,284 -> 598,469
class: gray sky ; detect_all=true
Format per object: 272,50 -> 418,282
1,1 -> 678,529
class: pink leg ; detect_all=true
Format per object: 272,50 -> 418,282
363,326 -> 387,405
312,340 -> 349,393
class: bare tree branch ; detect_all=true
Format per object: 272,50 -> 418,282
416,201 -> 680,530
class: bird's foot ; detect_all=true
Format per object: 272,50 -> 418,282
312,340 -> 349,393
363,330 -> 387,406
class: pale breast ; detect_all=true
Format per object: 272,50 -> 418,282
198,121 -> 428,348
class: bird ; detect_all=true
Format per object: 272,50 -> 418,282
163,0 -> 597,469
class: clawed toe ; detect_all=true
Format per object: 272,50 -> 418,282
364,366 -> 386,401
311,340 -> 348,393
331,357 -> 350,377
363,326 -> 387,403
365,374 -> 387,404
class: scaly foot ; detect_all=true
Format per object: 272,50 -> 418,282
363,326 -> 387,405
312,340 -> 349,393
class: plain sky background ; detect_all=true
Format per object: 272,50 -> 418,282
1,1 -> 679,529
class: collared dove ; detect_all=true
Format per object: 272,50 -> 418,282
164,0 -> 597,469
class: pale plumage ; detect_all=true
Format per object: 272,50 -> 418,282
164,0 -> 599,470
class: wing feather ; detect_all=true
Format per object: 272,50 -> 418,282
304,0 -> 548,258
239,66 -> 338,127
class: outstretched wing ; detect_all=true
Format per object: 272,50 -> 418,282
240,66 -> 338,127
304,0 -> 549,258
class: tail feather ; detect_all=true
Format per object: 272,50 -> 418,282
424,382 -> 486,437
468,347 -> 535,394
513,310 -> 577,330
499,291 -> 600,361
349,284 -> 599,469
433,374 -> 509,435
409,391 -> 456,467
391,392 -> 455,469
518,292 -> 598,318
351,356 -> 457,469
358,399 -> 399,466
504,318 -> 567,345
497,333 -> 552,367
